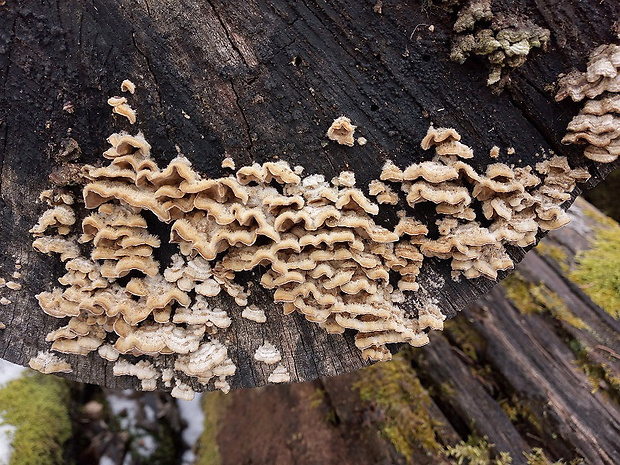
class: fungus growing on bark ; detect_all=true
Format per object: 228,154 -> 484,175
242,305 -> 267,323
113,359 -> 160,390
171,380 -> 197,401
369,180 -> 399,205
453,0 -> 492,33
557,44 -> 620,163
120,79 -> 136,94
29,205 -> 76,236
108,96 -> 137,124
327,116 -> 357,146
32,236 -> 80,261
32,122 -> 591,367
254,342 -> 282,364
267,363 -> 291,383
28,351 -> 73,374
222,156 -> 236,170
28,83 -> 596,392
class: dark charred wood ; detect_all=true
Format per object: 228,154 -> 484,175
0,0 -> 618,391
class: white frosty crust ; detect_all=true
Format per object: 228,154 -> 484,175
29,351 -> 73,374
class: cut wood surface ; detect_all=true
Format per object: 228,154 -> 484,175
0,0 -> 619,390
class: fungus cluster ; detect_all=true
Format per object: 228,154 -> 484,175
382,127 -> 589,280
30,84 -> 594,392
0,255 -> 25,325
449,0 -> 550,85
557,43 -> 620,163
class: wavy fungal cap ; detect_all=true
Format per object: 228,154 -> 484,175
558,43 -> 620,164
449,2 -> 550,86
29,83 -> 595,392
327,116 -> 357,147
29,351 -> 73,374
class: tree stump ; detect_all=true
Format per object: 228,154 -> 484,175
0,0 -> 618,391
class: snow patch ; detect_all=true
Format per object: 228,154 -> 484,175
0,359 -> 26,389
0,424 -> 17,465
177,392 -> 204,465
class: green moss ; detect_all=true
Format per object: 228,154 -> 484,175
439,381 -> 456,398
522,447 -> 579,465
570,226 -> 620,319
498,395 -> 542,434
308,388 -> 338,424
582,204 -> 618,228
309,388 -> 325,409
352,353 -> 444,459
445,435 -> 512,465
568,339 -> 620,403
444,317 -> 486,362
0,372 -> 72,465
195,391 -> 230,465
535,242 -> 569,272
502,273 -> 589,331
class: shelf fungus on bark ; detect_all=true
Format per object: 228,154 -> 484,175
242,305 -> 267,323
254,342 -> 282,365
107,96 -> 137,124
326,116 -> 357,146
557,43 -> 620,163
120,79 -> 136,94
28,85 -> 595,392
28,351 -> 73,374
267,363 -> 291,384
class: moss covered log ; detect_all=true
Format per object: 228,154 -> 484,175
0,372 -> 71,465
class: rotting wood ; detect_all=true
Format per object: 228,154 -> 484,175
0,0 -> 619,390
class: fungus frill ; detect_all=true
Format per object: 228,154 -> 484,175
268,363 -> 291,384
30,87 -> 593,392
28,351 -> 73,374
557,43 -> 620,163
326,116 -> 357,147
254,342 -> 282,365
107,96 -> 137,124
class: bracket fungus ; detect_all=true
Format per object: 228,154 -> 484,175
27,81 -> 600,393
28,351 -> 73,374
557,43 -> 620,163
327,116 -> 357,146
268,363 -> 291,384
254,342 -> 282,365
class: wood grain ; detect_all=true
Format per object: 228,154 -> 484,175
0,0 -> 618,390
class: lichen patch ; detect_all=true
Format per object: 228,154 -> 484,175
449,2 -> 550,86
